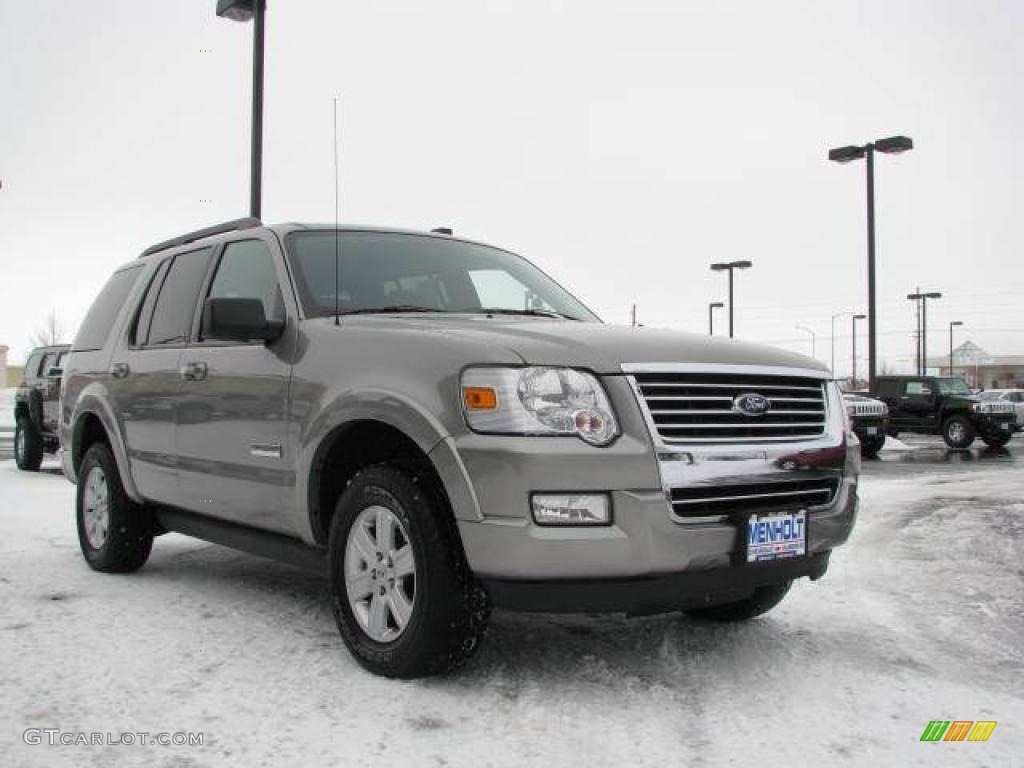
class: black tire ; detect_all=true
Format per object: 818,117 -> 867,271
327,463 -> 490,679
942,414 -> 975,450
14,415 -> 44,471
685,581 -> 792,622
981,433 -> 1011,448
76,443 -> 154,573
860,434 -> 886,457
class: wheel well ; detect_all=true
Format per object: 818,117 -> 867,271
308,420 -> 447,545
72,413 -> 110,475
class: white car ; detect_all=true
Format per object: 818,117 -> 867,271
978,389 -> 1024,426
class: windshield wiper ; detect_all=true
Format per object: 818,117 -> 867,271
338,305 -> 447,315
467,307 -> 580,320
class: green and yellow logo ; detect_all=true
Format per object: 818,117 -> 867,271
920,720 -> 997,742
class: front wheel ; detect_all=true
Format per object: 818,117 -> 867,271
327,464 -> 490,678
14,415 -> 44,471
981,433 -> 1011,448
942,415 -> 976,450
860,434 -> 886,457
685,582 -> 792,622
76,443 -> 154,573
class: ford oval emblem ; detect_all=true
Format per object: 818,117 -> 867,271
733,392 -> 771,417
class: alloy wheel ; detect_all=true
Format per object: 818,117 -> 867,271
82,466 -> 110,549
344,505 -> 417,642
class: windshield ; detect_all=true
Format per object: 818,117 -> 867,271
285,231 -> 600,321
936,377 -> 971,395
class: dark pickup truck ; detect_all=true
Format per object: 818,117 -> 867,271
871,375 -> 1017,449
13,344 -> 69,470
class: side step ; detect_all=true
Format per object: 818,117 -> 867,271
155,507 -> 327,575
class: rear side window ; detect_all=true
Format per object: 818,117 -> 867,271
73,266 -> 144,351
146,248 -> 213,346
24,353 -> 42,379
131,259 -> 172,346
905,381 -> 932,396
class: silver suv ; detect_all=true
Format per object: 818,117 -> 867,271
61,218 -> 859,678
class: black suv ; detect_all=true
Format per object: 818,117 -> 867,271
14,344 -> 70,470
871,375 -> 1017,449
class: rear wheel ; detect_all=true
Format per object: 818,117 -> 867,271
685,582 -> 792,622
14,415 -> 44,471
327,463 -> 490,678
942,415 -> 975,450
76,443 -> 154,573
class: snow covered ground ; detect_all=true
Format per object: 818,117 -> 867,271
1,457 -> 1022,767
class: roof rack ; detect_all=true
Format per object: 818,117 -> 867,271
139,217 -> 263,258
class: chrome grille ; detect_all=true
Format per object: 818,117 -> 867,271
633,372 -> 828,443
670,478 -> 839,519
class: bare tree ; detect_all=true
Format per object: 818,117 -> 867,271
30,311 -> 65,348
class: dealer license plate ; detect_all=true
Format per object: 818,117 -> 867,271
747,510 -> 806,562
866,426 -> 878,435
1001,422 -> 1009,431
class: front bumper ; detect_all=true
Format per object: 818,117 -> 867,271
448,372 -> 859,607
852,415 -> 888,440
976,412 -> 1016,436
485,551 -> 830,614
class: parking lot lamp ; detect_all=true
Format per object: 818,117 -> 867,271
828,135 -> 913,389
708,302 -> 724,336
710,261 -> 752,338
851,314 -> 866,387
216,0 -> 266,219
907,291 -> 942,374
948,320 -> 963,376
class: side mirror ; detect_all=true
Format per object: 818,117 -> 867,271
45,366 -> 63,379
203,297 -> 284,343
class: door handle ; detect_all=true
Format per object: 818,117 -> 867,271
180,361 -> 208,381
109,363 -> 130,379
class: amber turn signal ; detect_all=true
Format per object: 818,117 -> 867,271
463,387 -> 498,410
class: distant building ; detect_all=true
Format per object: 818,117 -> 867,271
928,341 -> 1024,389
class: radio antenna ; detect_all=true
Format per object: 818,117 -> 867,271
333,96 -> 341,326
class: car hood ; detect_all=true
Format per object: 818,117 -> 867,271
334,316 -> 829,375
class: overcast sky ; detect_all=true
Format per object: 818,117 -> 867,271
1,0 -> 1021,373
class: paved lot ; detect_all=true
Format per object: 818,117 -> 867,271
1,441 -> 1022,767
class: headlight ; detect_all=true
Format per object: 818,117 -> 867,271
461,366 -> 619,446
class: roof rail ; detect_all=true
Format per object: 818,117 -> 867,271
139,217 -> 263,258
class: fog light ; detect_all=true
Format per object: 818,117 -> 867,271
531,494 -> 611,526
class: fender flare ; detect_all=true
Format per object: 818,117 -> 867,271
298,389 -> 483,542
69,387 -> 142,502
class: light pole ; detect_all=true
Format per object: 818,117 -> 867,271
216,0 -> 266,219
949,320 -> 963,376
830,311 -> 855,375
851,314 -> 866,387
708,302 -> 724,336
828,135 -> 913,389
796,324 -> 816,359
710,260 -> 752,338
907,291 -> 941,374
